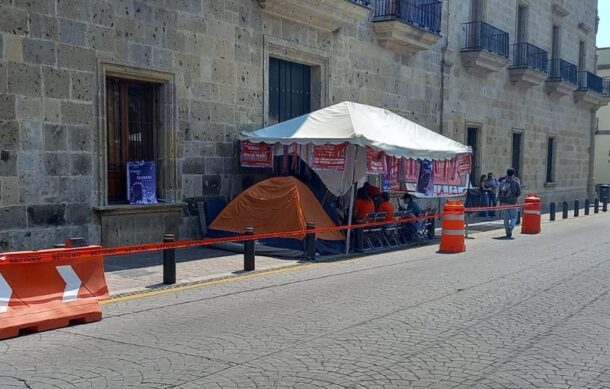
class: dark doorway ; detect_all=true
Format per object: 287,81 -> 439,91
467,127 -> 480,187
269,57 -> 311,123
512,132 -> 523,179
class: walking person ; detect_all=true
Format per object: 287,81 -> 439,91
497,168 -> 522,239
478,175 -> 492,217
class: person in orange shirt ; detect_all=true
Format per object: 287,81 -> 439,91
377,192 -> 395,221
354,188 -> 374,222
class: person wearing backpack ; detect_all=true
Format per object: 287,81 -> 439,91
497,168 -> 522,239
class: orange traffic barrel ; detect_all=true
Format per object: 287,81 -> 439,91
522,193 -> 541,234
439,200 -> 465,253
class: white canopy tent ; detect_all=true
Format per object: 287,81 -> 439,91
240,102 -> 472,255
241,101 -> 471,196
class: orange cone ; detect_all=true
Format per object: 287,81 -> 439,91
521,194 -> 541,234
0,246 -> 108,340
439,200 -> 465,253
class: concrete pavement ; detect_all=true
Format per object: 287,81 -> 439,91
2,213 -> 610,388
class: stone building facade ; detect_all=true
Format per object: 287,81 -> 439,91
0,0 -> 607,251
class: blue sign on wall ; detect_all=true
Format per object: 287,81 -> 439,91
127,161 -> 157,205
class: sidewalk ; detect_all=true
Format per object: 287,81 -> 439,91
104,247 -> 308,296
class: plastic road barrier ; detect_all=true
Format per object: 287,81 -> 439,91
0,246 -> 108,340
439,200 -> 465,253
522,194 -> 541,234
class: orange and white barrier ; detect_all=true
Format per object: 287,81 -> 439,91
0,246 -> 108,340
521,194 -> 541,234
439,200 -> 465,253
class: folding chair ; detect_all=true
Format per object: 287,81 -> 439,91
368,212 -> 387,249
383,212 -> 403,247
361,212 -> 377,251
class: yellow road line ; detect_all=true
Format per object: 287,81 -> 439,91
101,262 -> 320,305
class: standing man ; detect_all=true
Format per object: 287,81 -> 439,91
485,172 -> 499,217
497,168 -> 522,239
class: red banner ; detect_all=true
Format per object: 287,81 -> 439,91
457,153 -> 472,175
240,141 -> 274,168
366,147 -> 386,174
310,143 -> 347,171
382,155 -> 400,191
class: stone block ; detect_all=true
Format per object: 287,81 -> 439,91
43,98 -> 61,122
0,121 -> 19,150
88,25 -> 114,52
66,202 -> 91,224
29,13 -> 58,40
57,44 -> 95,72
152,48 -> 174,68
23,38 -> 56,66
58,176 -> 91,202
68,125 -> 92,150
59,19 -> 87,46
154,7 -> 178,28
128,43 -> 152,66
0,63 -> 6,93
7,63 -> 41,97
42,66 -> 70,98
202,174 -> 221,196
44,123 -> 67,151
15,96 -> 42,121
62,102 -> 92,125
182,157 -> 205,174
70,152 -> 92,175
14,0 -> 54,14
0,150 -> 17,176
0,94 -> 15,120
3,35 -> 23,62
0,7 -> 28,36
134,1 -> 153,23
44,151 -> 70,176
18,151 -> 43,172
216,142 -> 234,157
0,206 -> 27,229
70,71 -> 94,101
27,204 -> 66,227
20,121 -> 43,150
57,0 -> 91,21
0,176 -> 19,205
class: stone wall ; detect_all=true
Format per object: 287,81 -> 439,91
0,0 -> 601,251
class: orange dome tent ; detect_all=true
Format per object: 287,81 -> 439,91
208,177 -> 344,255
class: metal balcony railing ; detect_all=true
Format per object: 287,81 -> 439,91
511,43 -> 548,73
547,58 -> 578,84
350,0 -> 371,7
463,21 -> 509,58
373,0 -> 442,34
578,71 -> 606,94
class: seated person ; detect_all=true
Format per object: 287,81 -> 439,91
354,188 -> 374,222
398,193 -> 422,237
363,182 -> 382,208
377,192 -> 395,221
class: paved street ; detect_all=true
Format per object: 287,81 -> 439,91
2,213 -> 610,388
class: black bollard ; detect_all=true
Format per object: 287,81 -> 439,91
305,222 -> 316,260
584,199 -> 590,215
562,201 -> 568,219
550,202 -> 556,221
604,200 -> 608,213
595,198 -> 600,214
163,233 -> 176,285
243,227 -> 255,271
355,227 -> 364,251
574,200 -> 579,217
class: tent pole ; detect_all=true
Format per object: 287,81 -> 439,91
345,146 -> 358,256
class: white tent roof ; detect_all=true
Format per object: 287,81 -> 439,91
241,101 -> 471,160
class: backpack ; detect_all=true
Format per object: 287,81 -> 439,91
498,179 -> 517,204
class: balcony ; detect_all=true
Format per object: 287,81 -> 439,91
256,0 -> 371,32
372,0 -> 442,55
574,71 -> 610,108
508,43 -> 548,88
545,59 -> 578,98
460,21 -> 510,77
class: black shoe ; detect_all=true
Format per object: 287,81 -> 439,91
507,231 -> 512,239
